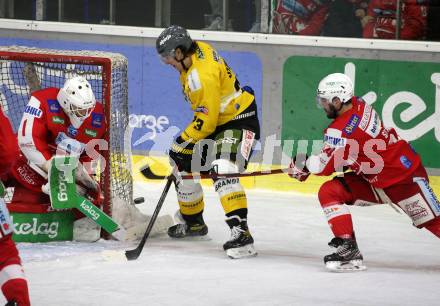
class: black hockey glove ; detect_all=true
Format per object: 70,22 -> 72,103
169,136 -> 194,173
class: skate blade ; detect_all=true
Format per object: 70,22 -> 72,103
169,235 -> 212,241
325,260 -> 367,272
226,244 -> 258,259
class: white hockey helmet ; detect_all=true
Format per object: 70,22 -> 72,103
316,73 -> 354,108
57,76 -> 96,128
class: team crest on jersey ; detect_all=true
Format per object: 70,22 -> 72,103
24,105 -> 42,118
52,116 -> 65,124
48,100 -> 61,113
343,114 -> 360,135
195,106 -> 209,115
84,128 -> 97,138
91,113 -> 103,128
67,125 -> 78,137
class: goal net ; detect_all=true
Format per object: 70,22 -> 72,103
0,45 -> 146,239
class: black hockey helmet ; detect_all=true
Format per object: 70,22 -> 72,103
156,25 -> 194,58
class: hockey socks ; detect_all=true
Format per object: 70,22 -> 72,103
1,266 -> 30,306
322,204 -> 354,238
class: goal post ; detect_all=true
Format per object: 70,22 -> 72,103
0,45 -> 133,240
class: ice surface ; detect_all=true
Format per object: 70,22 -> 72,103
6,182 -> 440,306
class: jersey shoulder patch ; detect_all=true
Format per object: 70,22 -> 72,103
187,69 -> 202,92
24,96 -> 43,118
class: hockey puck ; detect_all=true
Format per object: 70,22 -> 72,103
133,197 -> 145,204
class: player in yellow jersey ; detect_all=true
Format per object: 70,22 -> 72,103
156,25 -> 260,259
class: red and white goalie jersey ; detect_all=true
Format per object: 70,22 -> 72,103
12,87 -> 107,193
308,97 -> 421,188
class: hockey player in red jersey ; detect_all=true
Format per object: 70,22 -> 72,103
288,73 -> 440,271
0,108 -> 30,306
5,76 -> 106,224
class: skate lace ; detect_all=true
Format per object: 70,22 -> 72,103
230,226 -> 244,240
176,224 -> 187,235
336,242 -> 358,258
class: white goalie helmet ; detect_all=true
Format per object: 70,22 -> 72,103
316,73 -> 354,108
57,76 -> 96,128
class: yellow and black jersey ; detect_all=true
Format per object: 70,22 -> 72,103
179,41 -> 254,143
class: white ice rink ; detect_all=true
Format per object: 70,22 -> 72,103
7,182 -> 440,306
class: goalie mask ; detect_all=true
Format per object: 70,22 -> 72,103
57,76 -> 96,128
316,73 -> 354,109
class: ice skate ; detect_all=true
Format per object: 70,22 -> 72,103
168,210 -> 210,240
324,237 -> 366,272
223,216 -> 257,259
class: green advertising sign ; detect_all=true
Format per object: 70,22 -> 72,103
11,211 -> 74,242
282,56 -> 440,168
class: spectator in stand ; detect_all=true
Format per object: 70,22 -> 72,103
204,0 -> 261,32
272,0 -> 331,35
362,0 -> 428,40
322,0 -> 369,37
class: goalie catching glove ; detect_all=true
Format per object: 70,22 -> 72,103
288,153 -> 310,182
169,136 -> 195,173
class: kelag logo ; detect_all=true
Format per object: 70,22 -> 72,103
11,211 -> 74,242
282,56 -> 440,168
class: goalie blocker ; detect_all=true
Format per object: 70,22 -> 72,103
48,156 -> 125,240
47,156 -> 173,241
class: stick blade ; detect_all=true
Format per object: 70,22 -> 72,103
125,248 -> 141,261
140,165 -> 166,180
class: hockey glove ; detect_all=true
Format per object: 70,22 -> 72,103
288,153 -> 310,182
169,136 -> 194,173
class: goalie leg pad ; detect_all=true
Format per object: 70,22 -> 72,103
73,217 -> 101,242
124,214 -> 174,241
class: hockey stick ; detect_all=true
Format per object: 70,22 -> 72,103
125,175 -> 174,261
141,165 -> 289,180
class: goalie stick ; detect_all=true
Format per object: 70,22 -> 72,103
141,165 -> 289,180
125,175 -> 174,261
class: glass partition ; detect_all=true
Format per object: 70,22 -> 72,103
0,0 -> 438,41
